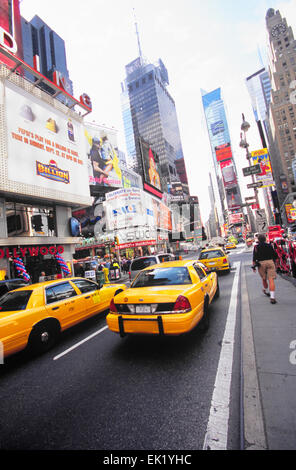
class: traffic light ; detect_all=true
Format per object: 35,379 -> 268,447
114,236 -> 119,245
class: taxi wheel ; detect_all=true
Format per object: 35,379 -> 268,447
28,320 -> 60,355
199,298 -> 210,331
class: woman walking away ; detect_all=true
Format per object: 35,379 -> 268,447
252,233 -> 278,304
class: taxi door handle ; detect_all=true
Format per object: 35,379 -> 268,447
52,306 -> 59,310
85,296 -> 91,299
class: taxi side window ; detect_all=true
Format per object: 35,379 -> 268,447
194,265 -> 207,280
71,279 -> 97,294
46,282 -> 77,304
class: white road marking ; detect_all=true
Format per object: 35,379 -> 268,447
53,325 -> 109,361
203,261 -> 241,450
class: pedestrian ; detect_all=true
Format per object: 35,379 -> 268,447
252,233 -> 278,304
39,271 -> 46,282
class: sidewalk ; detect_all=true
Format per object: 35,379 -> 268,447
242,259 -> 296,450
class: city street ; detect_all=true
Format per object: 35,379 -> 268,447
0,249 -> 247,451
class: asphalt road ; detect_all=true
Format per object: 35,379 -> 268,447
0,247 -> 249,451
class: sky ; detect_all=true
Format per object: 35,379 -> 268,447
20,0 -> 296,223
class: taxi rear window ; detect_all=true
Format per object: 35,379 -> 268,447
199,250 -> 224,260
0,290 -> 32,311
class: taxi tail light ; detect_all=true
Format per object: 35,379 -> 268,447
223,258 -> 228,264
173,295 -> 191,313
110,298 -> 118,313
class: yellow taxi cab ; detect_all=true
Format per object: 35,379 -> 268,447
0,277 -> 126,358
106,260 -> 219,337
198,247 -> 230,273
225,241 -> 236,250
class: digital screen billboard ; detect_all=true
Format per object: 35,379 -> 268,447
215,143 -> 233,163
220,159 -> 237,187
225,187 -> 241,210
139,138 -> 163,198
211,120 -> 225,136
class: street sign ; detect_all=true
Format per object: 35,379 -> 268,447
247,181 -> 263,189
245,196 -> 256,201
257,220 -> 268,232
243,164 -> 261,177
255,209 -> 267,220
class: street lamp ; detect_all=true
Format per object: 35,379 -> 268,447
239,113 -> 260,208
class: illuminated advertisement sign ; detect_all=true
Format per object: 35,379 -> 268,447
250,148 -> 274,188
105,188 -> 146,230
5,81 -> 90,199
229,213 -> 244,225
211,120 -> 225,136
139,138 -> 163,198
220,158 -> 237,187
84,123 -> 122,189
0,0 -> 23,69
225,187 -> 241,210
215,143 -> 233,162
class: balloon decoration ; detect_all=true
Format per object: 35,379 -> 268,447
13,257 -> 30,282
55,253 -> 71,276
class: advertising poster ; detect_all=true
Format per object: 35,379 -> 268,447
139,139 -> 164,196
229,213 -> 244,225
5,81 -> 90,198
251,148 -> 274,188
211,120 -> 225,136
84,123 -> 122,189
220,159 -> 237,187
6,83 -> 90,197
225,187 -> 241,210
215,143 -> 233,163
105,188 -> 146,230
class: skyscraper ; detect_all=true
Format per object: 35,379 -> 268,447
201,88 -> 243,235
21,15 -> 73,104
120,26 -> 189,198
266,8 -> 296,199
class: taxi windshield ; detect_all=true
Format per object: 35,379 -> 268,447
200,250 -> 224,260
132,267 -> 192,287
0,290 -> 32,311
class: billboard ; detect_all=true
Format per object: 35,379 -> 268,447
250,148 -> 274,188
211,120 -> 225,136
139,138 -> 163,198
84,123 -> 122,189
225,187 -> 241,210
220,159 -> 237,187
0,0 -> 23,70
229,213 -> 244,224
215,143 -> 233,162
105,188 -> 146,230
5,80 -> 90,199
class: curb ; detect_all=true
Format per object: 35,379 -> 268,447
241,264 -> 268,450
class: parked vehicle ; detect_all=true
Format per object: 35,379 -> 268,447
128,254 -> 175,281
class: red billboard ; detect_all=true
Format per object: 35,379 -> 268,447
139,138 -> 164,198
215,143 -> 233,163
0,0 -> 23,70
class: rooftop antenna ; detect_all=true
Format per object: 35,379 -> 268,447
133,7 -> 143,64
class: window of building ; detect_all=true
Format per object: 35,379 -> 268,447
5,202 -> 56,238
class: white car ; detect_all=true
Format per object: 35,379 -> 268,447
129,254 -> 175,281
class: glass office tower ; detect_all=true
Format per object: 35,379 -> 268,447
202,88 -> 243,230
21,15 -> 73,104
121,56 -> 189,196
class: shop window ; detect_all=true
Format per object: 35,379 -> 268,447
6,202 -> 56,237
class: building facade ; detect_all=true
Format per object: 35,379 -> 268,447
266,8 -> 296,200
